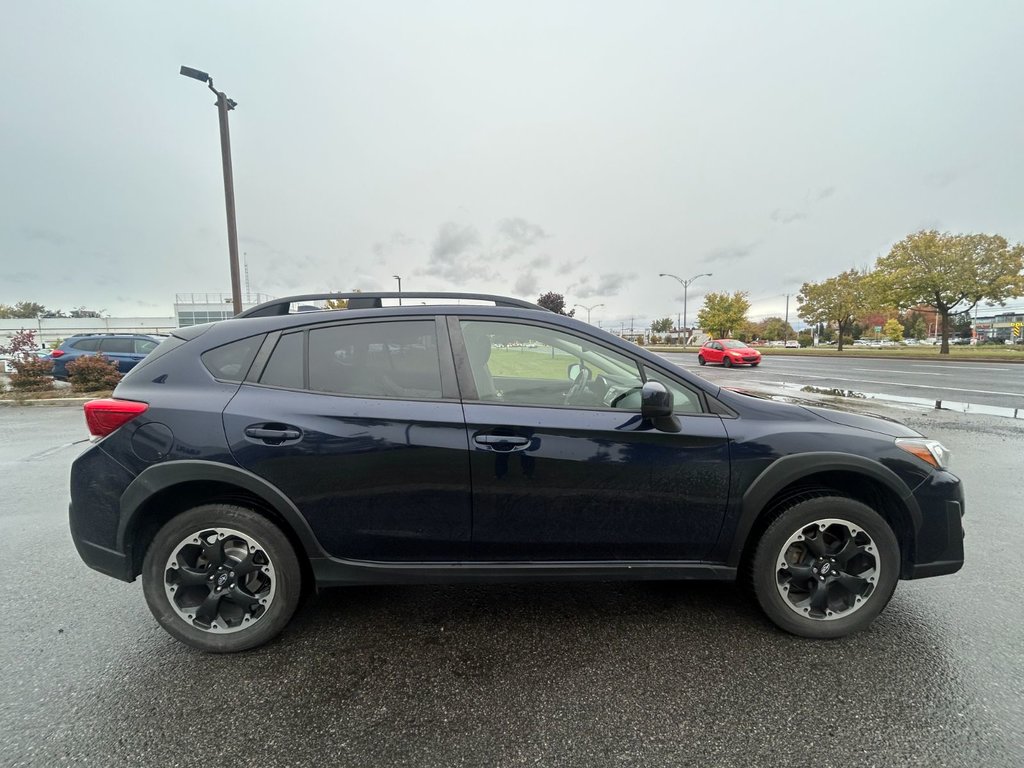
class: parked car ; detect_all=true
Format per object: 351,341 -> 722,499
69,292 -> 964,652
784,340 -> 800,348
698,339 -> 762,367
50,333 -> 167,380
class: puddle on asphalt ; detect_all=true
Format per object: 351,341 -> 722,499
798,385 -> 1024,420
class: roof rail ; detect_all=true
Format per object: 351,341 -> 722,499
236,292 -> 547,318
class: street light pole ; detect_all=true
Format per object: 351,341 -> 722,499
659,272 -> 712,344
573,303 -> 604,324
180,66 -> 243,316
393,275 -> 402,305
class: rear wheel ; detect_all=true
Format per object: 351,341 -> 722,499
750,496 -> 899,638
697,355 -> 706,366
142,504 -> 301,652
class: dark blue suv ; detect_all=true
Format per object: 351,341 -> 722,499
69,293 -> 965,652
51,333 -> 166,380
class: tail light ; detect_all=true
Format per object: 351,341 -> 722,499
50,349 -> 65,358
83,399 -> 149,438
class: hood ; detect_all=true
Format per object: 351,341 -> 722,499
800,405 -> 919,438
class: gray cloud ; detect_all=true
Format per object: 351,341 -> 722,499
557,256 -> 587,275
770,209 -> 806,225
371,230 -> 417,260
529,254 -> 552,269
422,222 -> 493,283
513,271 -> 540,296
704,243 -> 757,263
571,272 -> 637,299
20,227 -> 70,246
816,186 -> 836,201
494,217 -> 548,259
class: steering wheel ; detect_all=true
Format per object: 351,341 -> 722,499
564,366 -> 592,405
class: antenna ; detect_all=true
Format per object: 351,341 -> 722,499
243,252 -> 251,298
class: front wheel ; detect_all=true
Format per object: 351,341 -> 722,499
750,361 -> 760,367
142,504 -> 302,652
697,355 -> 706,366
750,496 -> 899,638
723,357 -> 733,368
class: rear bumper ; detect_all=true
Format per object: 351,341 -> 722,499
69,506 -> 134,582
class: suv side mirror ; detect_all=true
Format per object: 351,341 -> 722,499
640,380 -> 673,419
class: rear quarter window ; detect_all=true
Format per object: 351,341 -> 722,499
201,336 -> 264,382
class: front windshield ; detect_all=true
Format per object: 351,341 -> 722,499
722,340 -> 747,349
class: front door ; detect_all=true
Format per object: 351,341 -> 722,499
456,319 -> 730,561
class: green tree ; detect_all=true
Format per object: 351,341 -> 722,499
650,317 -> 673,334
872,230 -> 1024,354
883,318 -> 904,343
536,292 -> 575,316
0,301 -> 47,319
797,270 -> 872,352
696,291 -> 750,338
757,316 -> 795,341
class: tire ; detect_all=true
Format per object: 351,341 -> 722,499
723,357 -> 733,368
750,496 -> 899,639
750,362 -> 760,367
142,504 -> 302,652
697,355 -> 706,366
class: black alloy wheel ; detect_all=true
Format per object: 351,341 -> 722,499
751,496 -> 899,638
142,504 -> 301,652
723,357 -> 733,368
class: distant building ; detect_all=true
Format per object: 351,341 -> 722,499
173,293 -> 273,327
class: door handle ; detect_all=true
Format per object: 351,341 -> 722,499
245,426 -> 302,443
473,434 -> 531,452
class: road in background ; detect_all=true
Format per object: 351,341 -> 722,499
659,352 -> 1024,410
1,407 -> 1022,768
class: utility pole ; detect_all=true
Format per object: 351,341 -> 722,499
180,66 -> 243,315
659,272 -> 712,345
784,294 -> 790,345
573,303 -> 604,324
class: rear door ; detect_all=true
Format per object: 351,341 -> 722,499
222,317 -> 473,561
455,318 -> 730,561
98,337 -> 137,372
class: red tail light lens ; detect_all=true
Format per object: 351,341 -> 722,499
50,349 -> 65,358
83,399 -> 149,437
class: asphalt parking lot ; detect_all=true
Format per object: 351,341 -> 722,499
1,404 -> 1022,768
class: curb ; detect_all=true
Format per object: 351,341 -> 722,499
0,397 -> 92,408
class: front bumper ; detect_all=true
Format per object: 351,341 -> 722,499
905,470 -> 965,579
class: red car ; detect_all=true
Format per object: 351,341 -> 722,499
698,339 -> 762,367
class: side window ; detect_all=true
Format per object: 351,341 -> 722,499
100,338 -> 134,354
201,336 -> 263,382
308,321 -> 442,399
259,333 -> 304,389
642,367 -> 704,414
73,338 -> 101,352
135,338 -> 159,355
460,320 -> 643,408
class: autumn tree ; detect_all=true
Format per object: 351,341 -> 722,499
872,230 -> 1024,354
797,270 -> 872,352
883,318 -> 904,343
536,292 -> 575,316
696,291 -> 750,338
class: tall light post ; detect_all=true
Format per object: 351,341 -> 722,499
393,275 -> 402,305
659,272 -> 712,344
180,66 -> 243,316
573,303 -> 604,324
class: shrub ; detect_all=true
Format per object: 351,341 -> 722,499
66,354 -> 122,392
9,357 -> 55,392
650,334 -> 662,345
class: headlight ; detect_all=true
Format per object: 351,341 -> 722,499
895,438 -> 951,470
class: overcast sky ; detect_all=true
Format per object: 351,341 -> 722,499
3,1 -> 1023,328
